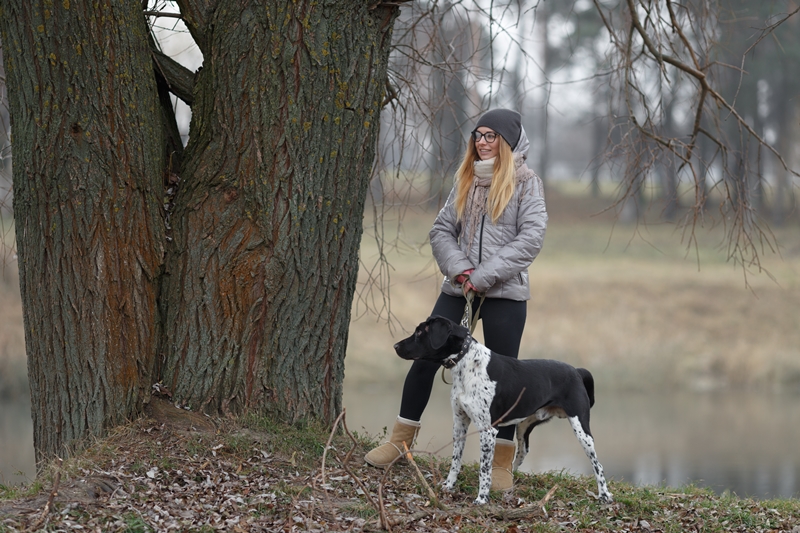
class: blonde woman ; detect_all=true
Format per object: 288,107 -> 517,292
365,109 -> 547,492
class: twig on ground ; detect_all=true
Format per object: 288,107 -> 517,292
481,484 -> 559,520
390,508 -> 439,526
376,475 -> 393,533
403,442 -> 445,510
318,409 -> 380,515
25,457 -> 62,532
320,410 -> 346,487
337,411 -> 380,512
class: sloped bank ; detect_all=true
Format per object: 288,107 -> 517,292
1,398 -> 798,532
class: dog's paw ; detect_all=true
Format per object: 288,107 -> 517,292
599,491 -> 614,504
590,488 -> 613,504
473,495 -> 489,505
441,481 -> 455,493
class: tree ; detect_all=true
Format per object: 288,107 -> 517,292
0,0 -> 401,464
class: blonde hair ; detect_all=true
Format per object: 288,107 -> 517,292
454,136 -> 516,223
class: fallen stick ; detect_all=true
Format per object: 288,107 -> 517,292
481,483 -> 559,520
320,409 -> 379,514
402,442 -> 445,510
320,410 -> 346,487
25,457 -> 63,532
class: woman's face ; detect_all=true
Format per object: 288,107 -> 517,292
474,127 -> 500,160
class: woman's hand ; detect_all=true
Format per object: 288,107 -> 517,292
454,269 -> 479,293
454,268 -> 475,285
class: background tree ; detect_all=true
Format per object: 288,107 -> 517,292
592,0 -> 800,265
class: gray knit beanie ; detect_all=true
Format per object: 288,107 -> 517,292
473,109 -> 522,150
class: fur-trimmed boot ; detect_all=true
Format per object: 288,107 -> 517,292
491,439 -> 516,491
364,417 -> 421,468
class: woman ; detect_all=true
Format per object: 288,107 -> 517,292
365,109 -> 547,492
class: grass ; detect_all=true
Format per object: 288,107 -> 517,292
239,413 -> 333,468
120,513 -> 152,533
0,478 -> 43,500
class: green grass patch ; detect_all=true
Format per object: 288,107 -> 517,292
0,478 -> 43,500
239,413 -> 332,467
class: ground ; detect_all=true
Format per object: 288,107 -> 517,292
1,398 -> 799,532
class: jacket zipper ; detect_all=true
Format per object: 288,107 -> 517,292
478,214 -> 485,264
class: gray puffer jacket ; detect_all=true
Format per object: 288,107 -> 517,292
429,165 -> 547,301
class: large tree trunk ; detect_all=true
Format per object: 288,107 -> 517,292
1,0 -> 399,464
159,1 -> 397,421
0,1 -> 166,462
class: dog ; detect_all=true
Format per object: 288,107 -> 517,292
394,315 -> 613,505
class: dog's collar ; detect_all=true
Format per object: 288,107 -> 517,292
441,335 -> 473,369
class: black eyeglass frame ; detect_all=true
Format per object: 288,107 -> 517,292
471,130 -> 498,143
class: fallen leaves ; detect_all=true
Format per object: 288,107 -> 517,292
0,407 -> 798,533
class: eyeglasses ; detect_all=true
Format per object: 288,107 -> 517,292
471,130 -> 498,143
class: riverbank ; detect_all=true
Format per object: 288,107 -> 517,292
1,400 -> 799,532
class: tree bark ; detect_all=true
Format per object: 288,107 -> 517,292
159,1 -> 398,421
0,0 -> 166,462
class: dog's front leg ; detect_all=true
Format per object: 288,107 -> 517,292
474,426 -> 498,505
443,408 -> 470,493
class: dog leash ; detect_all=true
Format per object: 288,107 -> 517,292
460,284 -> 486,334
441,279 -> 486,384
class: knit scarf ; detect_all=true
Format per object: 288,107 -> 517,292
463,153 -> 535,253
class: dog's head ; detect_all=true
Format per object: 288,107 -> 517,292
394,315 -> 470,363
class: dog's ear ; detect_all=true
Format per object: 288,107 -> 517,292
427,316 -> 452,350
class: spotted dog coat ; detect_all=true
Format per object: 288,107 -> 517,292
394,315 -> 613,505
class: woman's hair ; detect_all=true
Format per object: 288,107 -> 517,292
453,135 -> 516,223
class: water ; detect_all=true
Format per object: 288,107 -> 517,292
343,379 -> 800,500
0,396 -> 35,486
2,383 -> 798,499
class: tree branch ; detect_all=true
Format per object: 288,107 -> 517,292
626,0 -> 706,80
144,11 -> 183,19
150,47 -> 195,106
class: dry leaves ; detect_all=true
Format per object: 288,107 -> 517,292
1,405 -> 799,533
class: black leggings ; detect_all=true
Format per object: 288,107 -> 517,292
399,293 -> 527,441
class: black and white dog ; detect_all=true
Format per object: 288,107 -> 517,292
394,315 -> 613,505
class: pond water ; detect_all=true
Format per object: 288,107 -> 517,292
2,385 -> 798,499
343,380 -> 800,500
0,396 -> 35,486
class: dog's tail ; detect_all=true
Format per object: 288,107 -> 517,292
578,368 -> 595,408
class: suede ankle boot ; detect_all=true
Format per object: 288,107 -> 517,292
491,439 -> 516,491
364,417 -> 420,468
